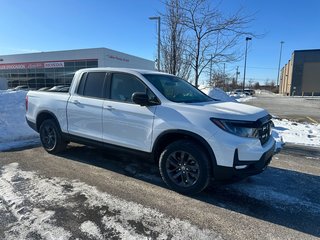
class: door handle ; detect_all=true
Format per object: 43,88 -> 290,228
104,105 -> 114,111
73,100 -> 81,105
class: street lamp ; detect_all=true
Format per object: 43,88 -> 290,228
242,37 -> 252,92
276,41 -> 284,92
149,16 -> 161,71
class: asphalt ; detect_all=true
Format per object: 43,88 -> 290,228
0,144 -> 319,240
244,93 -> 320,123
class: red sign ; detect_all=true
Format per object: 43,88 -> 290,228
44,62 -> 64,68
0,63 -> 42,70
0,61 -> 64,70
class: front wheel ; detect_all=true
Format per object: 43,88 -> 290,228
159,140 -> 211,194
39,119 -> 67,154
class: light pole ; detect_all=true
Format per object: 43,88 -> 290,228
235,66 -> 240,86
149,16 -> 161,71
276,41 -> 284,92
242,37 -> 252,92
209,54 -> 213,85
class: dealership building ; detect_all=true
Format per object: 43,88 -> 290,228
0,48 -> 154,89
279,49 -> 320,96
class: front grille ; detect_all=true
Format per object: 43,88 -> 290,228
259,120 -> 272,145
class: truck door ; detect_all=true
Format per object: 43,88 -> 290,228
102,73 -> 156,152
67,72 -> 106,142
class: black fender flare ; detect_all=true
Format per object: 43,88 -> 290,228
152,129 -> 217,168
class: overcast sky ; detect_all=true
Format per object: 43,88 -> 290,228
0,0 -> 320,84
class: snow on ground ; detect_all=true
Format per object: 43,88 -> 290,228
200,86 -> 256,103
0,90 -> 39,151
272,118 -> 320,147
0,162 -> 221,239
235,96 -> 256,102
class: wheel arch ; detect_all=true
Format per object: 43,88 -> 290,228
36,111 -> 61,132
152,130 -> 217,168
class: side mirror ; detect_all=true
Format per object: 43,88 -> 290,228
132,92 -> 150,106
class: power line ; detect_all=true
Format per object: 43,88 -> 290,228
237,66 -> 278,70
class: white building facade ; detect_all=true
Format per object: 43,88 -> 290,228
0,48 -> 154,89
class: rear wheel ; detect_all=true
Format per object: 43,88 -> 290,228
159,140 -> 211,194
39,119 -> 67,154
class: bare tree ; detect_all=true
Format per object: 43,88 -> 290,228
179,0 -> 253,87
161,0 -> 192,80
208,69 -> 228,89
248,79 -> 254,88
253,82 -> 260,89
265,78 -> 270,86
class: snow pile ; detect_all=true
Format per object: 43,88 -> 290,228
201,86 -> 255,102
0,77 -> 8,90
272,118 -> 320,147
236,96 -> 256,102
201,87 -> 236,102
0,90 -> 39,151
227,92 -> 257,102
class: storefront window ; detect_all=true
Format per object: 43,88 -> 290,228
1,59 -> 98,88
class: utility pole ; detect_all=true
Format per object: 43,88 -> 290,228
209,54 -> 213,85
242,37 -> 252,92
223,63 -> 226,88
235,66 -> 239,86
149,16 -> 161,71
276,41 -> 284,92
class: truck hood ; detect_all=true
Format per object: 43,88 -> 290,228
173,100 -> 269,121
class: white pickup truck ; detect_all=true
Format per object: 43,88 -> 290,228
26,68 -> 279,194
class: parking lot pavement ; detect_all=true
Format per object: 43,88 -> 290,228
0,144 -> 319,240
244,94 -> 320,123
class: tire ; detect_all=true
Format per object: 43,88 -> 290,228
39,119 -> 67,154
159,140 -> 211,194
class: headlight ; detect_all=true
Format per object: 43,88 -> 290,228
211,118 -> 260,138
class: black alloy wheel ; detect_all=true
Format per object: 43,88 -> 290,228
41,123 -> 57,150
166,150 -> 200,187
39,119 -> 67,154
159,140 -> 211,194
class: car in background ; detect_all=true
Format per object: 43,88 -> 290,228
231,89 -> 248,96
12,85 -> 29,91
232,89 -> 255,96
47,85 -> 69,92
56,86 -> 70,92
244,89 -> 255,96
38,87 -> 52,91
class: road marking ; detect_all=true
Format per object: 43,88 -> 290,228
306,116 -> 319,124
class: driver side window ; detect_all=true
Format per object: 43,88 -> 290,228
110,73 -> 146,103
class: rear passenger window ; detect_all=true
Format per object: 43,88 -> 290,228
78,72 -> 106,98
111,73 -> 146,103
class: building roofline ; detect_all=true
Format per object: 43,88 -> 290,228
0,47 -> 106,58
0,47 -> 153,62
294,49 -> 320,53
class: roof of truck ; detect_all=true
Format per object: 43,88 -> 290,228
77,67 -> 173,76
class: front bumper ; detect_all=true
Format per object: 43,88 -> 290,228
213,142 -> 275,181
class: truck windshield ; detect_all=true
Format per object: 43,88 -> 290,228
143,74 -> 213,103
